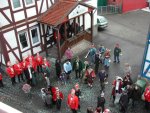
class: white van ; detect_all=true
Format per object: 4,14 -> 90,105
97,15 -> 108,30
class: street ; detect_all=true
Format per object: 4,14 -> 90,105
0,10 -> 150,113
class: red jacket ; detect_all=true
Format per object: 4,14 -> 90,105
144,87 -> 150,102
21,61 -> 29,70
14,63 -> 23,75
52,91 -> 64,101
6,67 -> 15,78
112,80 -> 123,93
0,73 -> 2,80
35,56 -> 43,65
67,94 -> 79,110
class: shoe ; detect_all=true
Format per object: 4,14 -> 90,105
104,82 -> 108,84
113,61 -> 116,63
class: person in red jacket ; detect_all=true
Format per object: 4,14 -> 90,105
52,87 -> 64,110
26,53 -> 35,62
67,89 -> 79,113
14,60 -> 24,82
6,61 -> 16,85
35,52 -> 43,74
0,72 -> 4,87
21,57 -> 29,81
144,86 -> 150,110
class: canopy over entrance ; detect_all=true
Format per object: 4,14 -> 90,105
37,0 -> 95,26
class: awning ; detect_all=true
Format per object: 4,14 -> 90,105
37,0 -> 95,26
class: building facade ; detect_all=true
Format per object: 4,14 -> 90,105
0,0 -> 97,66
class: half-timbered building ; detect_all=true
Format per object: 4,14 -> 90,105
0,0 -> 97,66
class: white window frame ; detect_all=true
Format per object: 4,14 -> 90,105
24,0 -> 35,7
11,0 -> 23,11
30,26 -> 41,46
18,31 -> 30,52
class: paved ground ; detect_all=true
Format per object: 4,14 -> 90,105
0,10 -> 150,113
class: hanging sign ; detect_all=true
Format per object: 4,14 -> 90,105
68,5 -> 88,19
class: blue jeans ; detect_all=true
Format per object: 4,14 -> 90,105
114,55 -> 120,62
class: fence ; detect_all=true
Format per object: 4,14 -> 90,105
98,5 -> 122,15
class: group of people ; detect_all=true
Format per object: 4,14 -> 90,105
41,83 -> 81,113
5,53 -> 51,86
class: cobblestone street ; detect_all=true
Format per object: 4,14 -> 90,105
0,10 -> 150,113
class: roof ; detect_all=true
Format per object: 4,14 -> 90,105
37,0 -> 95,26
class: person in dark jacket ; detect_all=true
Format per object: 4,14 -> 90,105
97,92 -> 105,112
119,89 -> 129,113
131,85 -> 141,107
123,74 -> 133,88
113,43 -> 121,63
94,52 -> 100,74
73,56 -> 83,79
98,70 -> 108,91
55,59 -> 61,79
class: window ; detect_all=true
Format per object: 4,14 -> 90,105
12,0 -> 21,8
25,0 -> 33,5
30,27 -> 40,45
18,32 -> 29,50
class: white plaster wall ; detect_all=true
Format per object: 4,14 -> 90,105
26,7 -> 36,18
80,15 -> 83,26
37,0 -> 42,13
33,46 -> 41,54
41,0 -> 47,13
85,0 -> 97,26
8,52 -> 18,65
29,22 -> 38,27
0,0 -> 9,8
143,62 -> 149,74
4,30 -> 17,49
0,54 -> 6,65
48,0 -> 52,8
22,50 -> 31,58
17,25 -> 27,32
3,9 -> 12,21
84,13 -> 91,30
0,13 -> 10,27
14,11 -> 25,22
14,49 -> 20,59
146,45 -> 150,61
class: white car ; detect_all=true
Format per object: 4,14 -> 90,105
97,15 -> 108,30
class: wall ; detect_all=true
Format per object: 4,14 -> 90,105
122,0 -> 147,13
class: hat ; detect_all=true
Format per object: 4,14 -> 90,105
116,76 -> 123,81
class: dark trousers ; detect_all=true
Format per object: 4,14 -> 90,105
17,73 -> 24,82
145,101 -> 149,110
56,99 -> 62,110
71,109 -> 77,113
11,77 -> 16,85
100,81 -> 104,91
0,80 -> 4,87
75,70 -> 81,78
95,63 -> 99,75
114,55 -> 120,62
66,71 -> 71,80
37,65 -> 42,73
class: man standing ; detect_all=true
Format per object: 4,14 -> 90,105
52,87 -> 64,110
97,92 -> 105,112
65,47 -> 73,62
6,61 -> 16,85
144,86 -> 150,110
63,60 -> 72,80
67,89 -> 79,113
114,43 -> 121,63
35,52 -> 43,74
88,43 -> 96,65
98,70 -> 107,91
73,56 -> 83,79
14,60 -> 24,82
